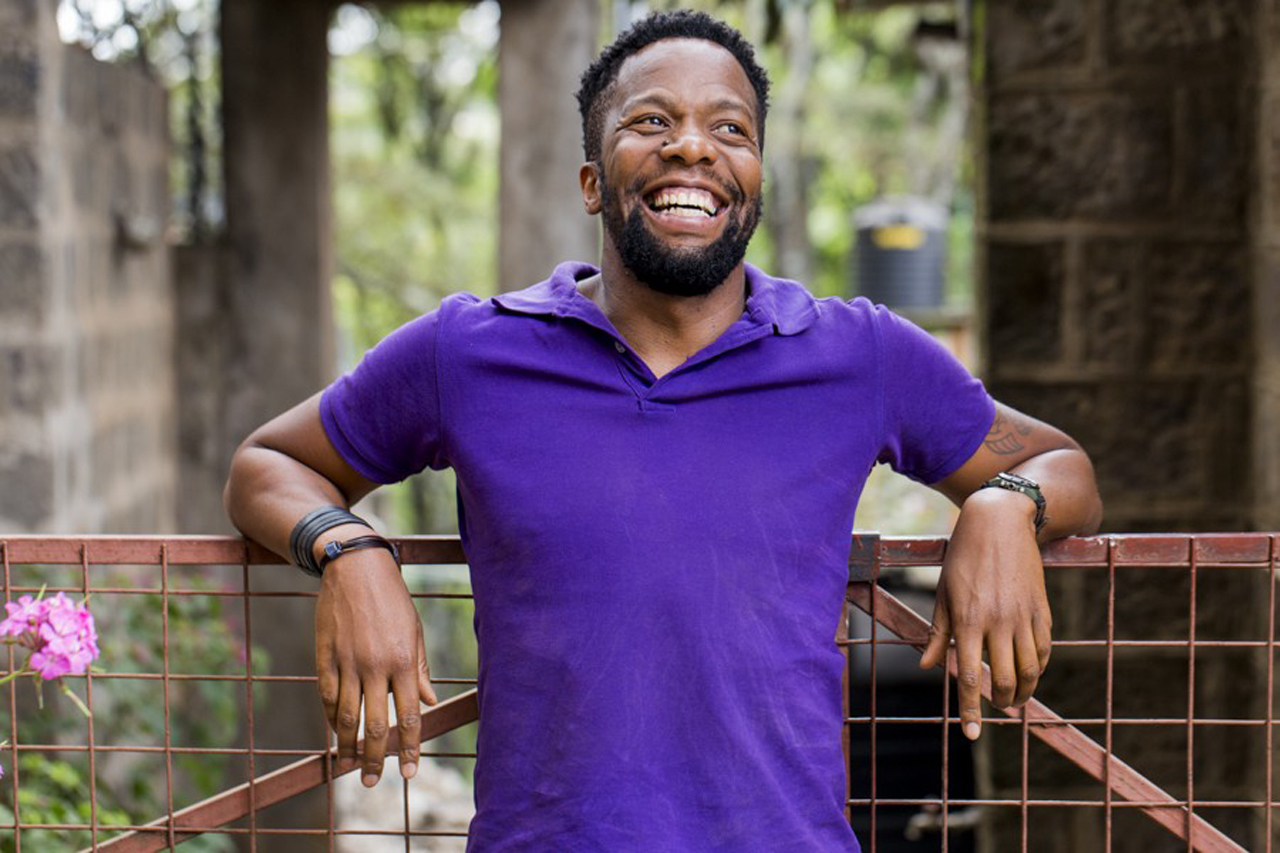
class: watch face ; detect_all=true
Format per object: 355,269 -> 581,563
999,472 -> 1038,490
982,472 -> 1047,532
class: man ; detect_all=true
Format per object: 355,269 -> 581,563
225,11 -> 1102,851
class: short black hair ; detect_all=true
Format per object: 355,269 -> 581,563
575,10 -> 771,163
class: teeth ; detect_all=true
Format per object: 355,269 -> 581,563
648,187 -> 718,216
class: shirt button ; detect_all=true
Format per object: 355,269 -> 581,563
614,341 -> 625,354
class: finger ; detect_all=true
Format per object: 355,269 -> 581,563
361,679 -> 390,787
417,631 -> 438,706
1013,622 -> 1042,707
919,597 -> 952,670
316,647 -> 340,733
393,671 -> 422,779
1032,607 -> 1053,672
986,631 -> 1017,710
335,673 -> 362,771
955,629 -> 984,741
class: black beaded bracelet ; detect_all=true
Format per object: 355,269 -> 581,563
288,506 -> 370,577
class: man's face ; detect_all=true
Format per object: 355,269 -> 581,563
583,39 -> 764,297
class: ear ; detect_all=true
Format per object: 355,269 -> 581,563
579,162 -> 602,215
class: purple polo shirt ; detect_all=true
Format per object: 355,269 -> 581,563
320,262 -> 994,852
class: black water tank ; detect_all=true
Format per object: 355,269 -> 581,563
853,197 -> 947,309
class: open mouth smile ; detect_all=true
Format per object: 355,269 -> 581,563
643,185 -> 726,220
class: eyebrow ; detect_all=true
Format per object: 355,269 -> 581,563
619,91 -> 756,121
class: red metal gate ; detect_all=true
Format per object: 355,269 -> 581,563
0,534 -> 1272,851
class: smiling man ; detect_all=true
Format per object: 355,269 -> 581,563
224,11 -> 1102,852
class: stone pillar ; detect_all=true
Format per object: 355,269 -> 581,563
0,0 -> 53,533
0,0 -> 174,535
220,0 -> 335,442
498,0 -> 600,289
979,0 -> 1262,849
219,1 -> 335,847
1254,2 -> 1280,531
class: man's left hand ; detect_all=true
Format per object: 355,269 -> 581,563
918,487 -> 1053,740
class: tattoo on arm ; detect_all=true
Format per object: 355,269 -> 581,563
984,410 -> 1035,456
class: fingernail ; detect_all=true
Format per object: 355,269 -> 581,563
401,761 -> 417,778
964,722 -> 980,740
362,773 -> 378,787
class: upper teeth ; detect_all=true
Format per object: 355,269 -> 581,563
649,188 -> 718,216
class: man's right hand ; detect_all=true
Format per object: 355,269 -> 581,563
223,394 -> 440,785
315,550 -> 438,787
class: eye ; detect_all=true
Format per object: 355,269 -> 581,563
634,115 -> 668,129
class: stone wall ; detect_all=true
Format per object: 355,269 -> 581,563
982,0 -> 1254,534
0,0 -> 174,534
1255,2 -> 1280,531
980,1 -> 1266,850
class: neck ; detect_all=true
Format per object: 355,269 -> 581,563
579,241 -> 747,378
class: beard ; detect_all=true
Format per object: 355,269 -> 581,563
599,172 -> 762,298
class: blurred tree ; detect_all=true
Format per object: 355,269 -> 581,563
330,2 -> 500,540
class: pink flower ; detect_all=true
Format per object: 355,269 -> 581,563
0,592 -> 99,681
0,595 -> 49,637
29,594 -> 99,680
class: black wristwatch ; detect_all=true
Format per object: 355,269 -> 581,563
979,472 -> 1048,534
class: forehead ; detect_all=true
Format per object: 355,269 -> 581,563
610,38 -> 756,115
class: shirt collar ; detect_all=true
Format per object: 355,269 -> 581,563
491,261 -> 818,336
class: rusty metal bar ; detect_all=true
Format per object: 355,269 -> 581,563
326,706 -> 336,853
242,551 -> 258,852
845,581 -> 1247,853
839,602 -> 852,827
1268,535 -> 1277,853
0,536 -> 467,566
868,574 -> 878,850
85,690 -> 479,853
1105,536 -> 1116,853
81,543 -> 100,850
2,533 -> 1272,568
941,645 -> 950,853
1187,540 -> 1198,851
1020,704 -> 1028,852
161,544 -> 176,850
3,541 -> 21,853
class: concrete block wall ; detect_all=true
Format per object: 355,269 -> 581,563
1256,2 -> 1280,533
0,0 -> 174,534
982,0 -> 1254,534
979,1 -> 1267,849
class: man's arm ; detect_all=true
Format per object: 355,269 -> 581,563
224,393 -> 437,786
920,402 -> 1103,739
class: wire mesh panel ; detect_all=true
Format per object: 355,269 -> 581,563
0,537 -> 479,852
0,534 -> 1273,851
846,534 -> 1275,853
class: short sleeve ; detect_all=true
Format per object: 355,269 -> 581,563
319,308 -> 449,483
874,305 -> 995,484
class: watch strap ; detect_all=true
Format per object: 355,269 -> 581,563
979,472 -> 1048,534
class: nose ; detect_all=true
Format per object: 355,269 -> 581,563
660,124 -> 717,164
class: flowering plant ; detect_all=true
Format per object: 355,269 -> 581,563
0,590 -> 100,716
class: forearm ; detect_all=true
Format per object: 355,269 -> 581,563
939,403 -> 1104,544
223,395 -> 381,565
224,443 -> 368,562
